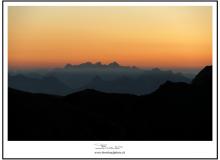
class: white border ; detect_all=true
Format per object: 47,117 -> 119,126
3,2 -> 217,158
1,2 -> 216,6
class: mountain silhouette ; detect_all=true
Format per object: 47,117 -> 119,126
9,65 -> 190,95
192,66 -> 212,89
64,61 -> 137,69
108,61 -> 120,67
78,69 -> 190,95
8,74 -> 72,95
8,66 -> 212,140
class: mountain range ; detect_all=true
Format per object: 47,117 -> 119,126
8,74 -> 72,95
9,62 -> 191,95
8,66 -> 212,140
78,69 -> 190,94
64,61 -> 138,69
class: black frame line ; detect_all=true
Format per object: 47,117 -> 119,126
216,0 -> 218,159
1,0 -> 218,2
1,0 -> 218,159
2,0 -> 4,159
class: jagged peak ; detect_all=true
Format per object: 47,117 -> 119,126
108,61 -> 120,67
63,61 -> 138,69
151,68 -> 161,72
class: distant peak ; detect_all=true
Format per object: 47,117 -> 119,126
63,61 -> 138,69
95,62 -> 102,65
151,68 -> 161,72
79,62 -> 93,66
108,61 -> 120,67
64,64 -> 73,68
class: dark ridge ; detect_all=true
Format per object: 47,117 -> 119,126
8,74 -> 72,95
8,66 -> 212,141
192,65 -> 212,86
67,88 -> 106,96
151,81 -> 191,96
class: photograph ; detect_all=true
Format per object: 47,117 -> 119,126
8,5 -> 213,141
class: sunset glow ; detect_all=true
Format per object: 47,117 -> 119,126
8,6 -> 212,69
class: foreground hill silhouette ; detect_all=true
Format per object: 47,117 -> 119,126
8,66 -> 212,140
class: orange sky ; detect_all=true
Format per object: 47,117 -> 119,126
8,6 -> 212,69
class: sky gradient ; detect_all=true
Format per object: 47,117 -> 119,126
8,6 -> 212,69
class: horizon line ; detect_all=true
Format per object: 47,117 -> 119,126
8,61 -> 211,70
